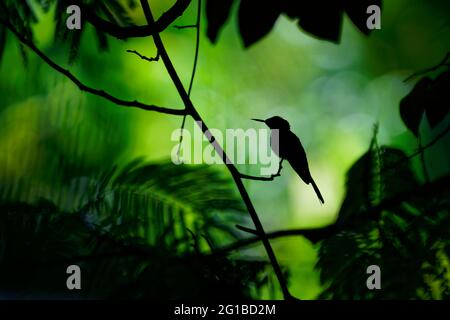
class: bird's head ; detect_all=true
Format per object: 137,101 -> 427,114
252,116 -> 290,130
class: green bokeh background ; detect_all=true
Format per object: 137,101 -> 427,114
0,0 -> 449,299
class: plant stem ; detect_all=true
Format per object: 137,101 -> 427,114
139,0 -> 294,300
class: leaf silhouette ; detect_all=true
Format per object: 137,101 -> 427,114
425,69 -> 450,128
1,0 -> 137,62
0,157 -> 275,299
317,136 -> 449,299
295,2 -> 344,43
238,0 -> 282,47
400,66 -> 450,135
204,0 -> 383,47
0,199 -> 272,299
344,0 -> 382,36
81,160 -> 246,250
338,145 -> 419,225
206,0 -> 235,43
400,77 -> 432,137
281,0 -> 381,43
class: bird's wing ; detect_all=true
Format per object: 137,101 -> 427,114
285,131 -> 312,184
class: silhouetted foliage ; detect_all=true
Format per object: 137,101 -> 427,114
205,0 -> 234,43
0,0 -> 137,63
206,0 -> 382,46
0,0 -> 383,63
0,0 -> 448,301
401,67 -> 450,137
0,161 -> 277,299
316,132 -> 450,299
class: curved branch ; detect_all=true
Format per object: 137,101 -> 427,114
380,124 -> 450,175
214,228 -> 336,255
0,18 -> 185,116
235,224 -> 258,235
404,52 -> 450,83
78,0 -> 192,40
139,0 -> 295,300
240,173 -> 280,181
215,173 -> 450,254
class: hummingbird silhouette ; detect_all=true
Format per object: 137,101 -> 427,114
252,116 -> 324,204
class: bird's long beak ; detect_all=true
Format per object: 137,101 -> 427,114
252,118 -> 265,123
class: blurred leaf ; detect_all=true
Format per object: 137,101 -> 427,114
83,160 -> 246,250
316,129 -> 449,299
0,198 -> 271,299
378,148 -> 419,197
0,25 -> 7,65
338,145 -> 419,225
69,27 -> 83,64
94,28 -> 109,51
337,149 -> 374,224
36,0 -> 53,13
0,157 -> 278,299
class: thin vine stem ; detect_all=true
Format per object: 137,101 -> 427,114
139,0 -> 295,300
177,0 -> 202,162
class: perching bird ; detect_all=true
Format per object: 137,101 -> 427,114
252,116 -> 324,204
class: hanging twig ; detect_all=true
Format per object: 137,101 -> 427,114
177,0 -> 202,162
126,49 -> 160,62
380,124 -> 450,175
404,52 -> 450,83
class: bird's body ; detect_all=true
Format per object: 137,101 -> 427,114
254,116 -> 324,204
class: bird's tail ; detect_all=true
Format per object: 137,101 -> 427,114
310,178 -> 324,204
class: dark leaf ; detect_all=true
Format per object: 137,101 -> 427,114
344,0 -> 382,35
426,70 -> 450,127
238,0 -> 282,47
337,150 -> 374,225
378,147 -> 419,198
53,0 -> 71,42
101,0 -> 134,26
0,25 -> 7,65
0,199 -> 271,299
95,29 -> 109,51
81,160 -> 246,249
338,142 -> 419,225
69,29 -> 83,64
299,2 -> 343,43
280,1 -> 302,19
206,0 -> 235,43
281,1 -> 344,43
18,43 -> 28,67
37,0 -> 53,13
399,77 -> 432,137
